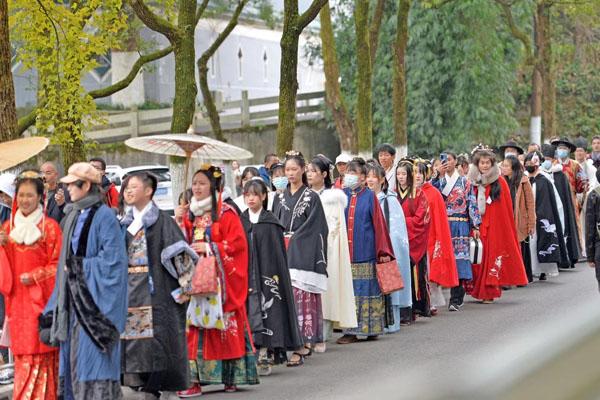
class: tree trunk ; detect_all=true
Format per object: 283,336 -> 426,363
539,2 -> 556,141
530,7 -> 544,145
355,0 -> 372,158
392,0 -> 410,158
171,0 -> 198,133
320,2 -> 356,154
198,60 -> 224,140
0,0 -> 18,142
61,127 -> 87,167
276,11 -> 300,155
369,0 -> 386,68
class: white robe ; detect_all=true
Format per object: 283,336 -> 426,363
319,188 -> 358,329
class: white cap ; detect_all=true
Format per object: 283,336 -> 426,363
335,153 -> 353,165
0,173 -> 16,199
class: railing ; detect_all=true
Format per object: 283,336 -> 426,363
85,90 -> 325,143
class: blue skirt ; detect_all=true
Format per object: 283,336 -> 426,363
449,220 -> 472,280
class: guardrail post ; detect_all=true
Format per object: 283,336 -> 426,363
213,90 -> 223,112
241,90 -> 250,127
130,107 -> 139,138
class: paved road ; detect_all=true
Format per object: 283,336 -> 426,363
122,264 -> 599,400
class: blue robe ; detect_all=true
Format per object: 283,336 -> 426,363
46,205 -> 128,399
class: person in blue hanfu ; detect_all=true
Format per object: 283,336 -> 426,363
337,158 -> 396,344
365,162 -> 412,333
43,162 -> 128,400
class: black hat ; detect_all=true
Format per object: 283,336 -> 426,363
498,139 -> 524,156
573,137 -> 588,151
550,137 -> 576,153
541,143 -> 557,159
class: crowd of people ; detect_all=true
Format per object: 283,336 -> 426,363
0,134 -> 598,399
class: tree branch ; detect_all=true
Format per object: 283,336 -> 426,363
495,0 -> 534,65
129,0 -> 178,42
369,0 -> 386,66
297,0 -> 328,32
89,45 -> 173,98
199,0 -> 246,63
195,0 -> 210,26
17,109 -> 38,136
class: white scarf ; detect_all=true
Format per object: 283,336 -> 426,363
10,206 -> 43,245
190,196 -> 212,216
127,202 -> 153,236
442,170 -> 460,197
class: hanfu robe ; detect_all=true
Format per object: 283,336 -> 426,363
272,186 -> 328,344
470,178 -> 528,300
421,182 -> 458,288
377,190 -> 411,333
343,187 -> 395,336
319,188 -> 357,330
552,167 -> 582,266
399,189 -> 431,317
529,174 -> 568,278
182,204 -> 258,387
432,173 -> 481,280
241,209 -> 303,362
120,202 -> 197,392
0,217 -> 61,400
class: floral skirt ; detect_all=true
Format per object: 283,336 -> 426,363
190,331 -> 259,387
344,262 -> 384,337
292,288 -> 324,344
14,352 -> 58,400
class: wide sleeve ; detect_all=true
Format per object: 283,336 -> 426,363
466,180 -> 481,228
212,209 -> 249,312
160,216 -> 199,290
522,180 -> 536,235
371,193 -> 395,263
586,193 -> 598,262
30,220 -> 61,284
82,207 -> 128,331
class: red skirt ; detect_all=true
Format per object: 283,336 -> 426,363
13,352 -> 58,400
469,263 -> 502,301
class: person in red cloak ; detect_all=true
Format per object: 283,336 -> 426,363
467,146 -> 528,302
418,160 -> 459,290
175,165 -> 257,397
396,159 -> 431,320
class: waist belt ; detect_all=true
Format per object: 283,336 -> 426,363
128,265 -> 149,273
448,217 -> 468,222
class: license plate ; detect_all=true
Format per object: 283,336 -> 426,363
156,187 -> 168,196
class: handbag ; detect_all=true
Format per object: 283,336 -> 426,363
376,260 -> 404,295
188,246 -> 218,295
470,238 -> 483,265
187,279 -> 225,330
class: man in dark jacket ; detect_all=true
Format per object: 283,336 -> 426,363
585,169 -> 600,291
40,162 -> 71,223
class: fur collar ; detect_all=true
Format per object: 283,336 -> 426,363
468,164 -> 500,186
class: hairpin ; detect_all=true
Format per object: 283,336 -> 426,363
471,144 -> 494,155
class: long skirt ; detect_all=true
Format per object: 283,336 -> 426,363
384,295 -> 400,334
292,288 -> 324,344
529,231 -> 559,278
14,352 -> 58,400
190,330 -> 259,387
469,262 -> 502,300
450,219 -> 473,280
521,239 -> 533,283
411,258 -> 431,317
343,262 -> 384,337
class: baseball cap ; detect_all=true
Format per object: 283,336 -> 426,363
60,162 -> 102,184
335,153 -> 353,165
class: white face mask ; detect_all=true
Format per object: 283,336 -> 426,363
272,176 -> 288,191
343,174 -> 360,189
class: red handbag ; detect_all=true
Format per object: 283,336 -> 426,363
376,260 -> 404,295
189,254 -> 218,295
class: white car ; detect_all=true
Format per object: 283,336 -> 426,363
113,165 -> 174,214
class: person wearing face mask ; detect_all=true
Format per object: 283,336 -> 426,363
499,139 -> 525,161
396,159 -> 431,321
501,156 -> 536,283
269,162 -> 287,211
336,158 -> 395,344
524,152 -> 569,282
540,144 -> 582,269
418,159 -> 458,314
551,138 -> 587,227
271,151 -> 329,366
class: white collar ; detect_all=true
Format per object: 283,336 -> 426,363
128,202 -> 153,236
248,208 -> 261,224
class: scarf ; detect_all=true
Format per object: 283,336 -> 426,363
467,164 -> 500,216
50,193 -> 103,346
10,206 -> 43,245
190,196 -> 212,216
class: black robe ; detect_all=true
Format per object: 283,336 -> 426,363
272,186 -> 329,290
553,170 -> 582,266
531,174 -> 569,265
121,206 -> 196,392
242,209 -> 303,361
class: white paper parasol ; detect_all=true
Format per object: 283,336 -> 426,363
0,137 -> 50,172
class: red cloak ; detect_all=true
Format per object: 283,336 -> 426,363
400,189 -> 430,264
471,178 -> 528,300
422,183 -> 459,288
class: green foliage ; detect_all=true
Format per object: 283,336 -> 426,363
10,0 -> 127,161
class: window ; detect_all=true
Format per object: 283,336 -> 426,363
262,48 -> 268,82
237,47 -> 243,80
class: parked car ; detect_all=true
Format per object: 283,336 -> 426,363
113,165 -> 174,214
